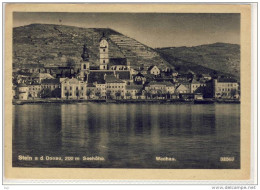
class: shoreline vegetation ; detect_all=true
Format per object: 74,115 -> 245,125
13,99 -> 240,105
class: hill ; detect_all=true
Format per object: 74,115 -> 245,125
13,24 -> 171,70
13,24 -> 239,81
156,43 -> 240,80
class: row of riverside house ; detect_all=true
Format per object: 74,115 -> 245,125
13,34 -> 240,101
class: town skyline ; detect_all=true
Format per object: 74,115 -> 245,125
13,12 -> 240,48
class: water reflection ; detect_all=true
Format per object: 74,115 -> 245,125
13,103 -> 240,168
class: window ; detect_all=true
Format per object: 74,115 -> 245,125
103,60 -> 105,63
65,87 -> 67,90
70,86 -> 72,90
81,87 -> 83,90
83,64 -> 86,70
103,49 -> 105,52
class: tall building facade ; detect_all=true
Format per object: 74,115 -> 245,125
99,34 -> 109,70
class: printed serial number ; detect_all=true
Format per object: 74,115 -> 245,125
220,157 -> 235,162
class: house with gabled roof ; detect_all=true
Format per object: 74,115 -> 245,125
175,84 -> 190,94
148,66 -> 160,76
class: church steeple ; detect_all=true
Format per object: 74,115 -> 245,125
99,33 -> 109,70
81,44 -> 89,61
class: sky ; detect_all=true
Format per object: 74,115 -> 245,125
13,12 -> 240,48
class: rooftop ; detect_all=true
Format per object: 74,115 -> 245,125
105,75 -> 124,83
147,81 -> 174,87
88,70 -> 130,84
17,83 -> 27,87
191,79 -> 201,84
135,72 -> 145,77
126,85 -> 143,90
87,83 -> 95,87
18,64 -> 44,69
41,78 -> 60,84
31,73 -> 54,79
217,78 -> 237,83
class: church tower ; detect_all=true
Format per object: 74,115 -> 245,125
80,44 -> 90,81
99,33 -> 109,70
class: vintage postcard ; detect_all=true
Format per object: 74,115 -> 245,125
4,3 -> 252,182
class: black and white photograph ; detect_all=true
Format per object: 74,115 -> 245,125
10,11 -> 243,170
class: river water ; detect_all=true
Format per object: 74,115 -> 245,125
12,103 -> 240,169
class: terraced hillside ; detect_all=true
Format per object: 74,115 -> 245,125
13,24 -> 172,70
14,24 -> 126,67
109,34 -> 170,69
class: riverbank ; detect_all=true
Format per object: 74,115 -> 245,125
12,99 -> 240,105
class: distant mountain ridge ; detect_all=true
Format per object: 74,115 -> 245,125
156,43 -> 240,80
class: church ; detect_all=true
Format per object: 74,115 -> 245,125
79,33 -> 131,83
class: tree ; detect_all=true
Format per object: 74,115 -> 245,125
28,93 -> 32,99
40,88 -> 52,98
157,90 -> 162,99
125,92 -> 131,99
86,89 -> 92,99
187,72 -> 194,80
106,91 -> 111,99
212,70 -> 218,79
115,91 -> 121,100
136,90 -> 142,99
166,92 -> 171,99
230,89 -> 237,98
66,58 -> 75,68
52,88 -> 61,99
197,73 -> 203,80
95,91 -> 101,99
76,89 -> 80,99
65,91 -> 69,99
66,58 -> 76,76
145,91 -> 151,99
